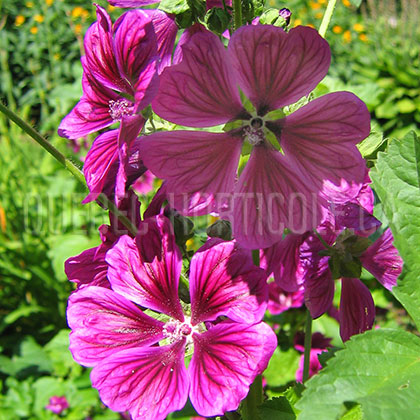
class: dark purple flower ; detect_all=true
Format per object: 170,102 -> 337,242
45,396 -> 69,415
67,216 -> 276,420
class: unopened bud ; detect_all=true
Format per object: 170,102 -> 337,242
207,219 -> 232,241
259,7 -> 291,28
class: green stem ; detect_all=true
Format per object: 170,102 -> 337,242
313,229 -> 332,250
242,375 -> 263,420
232,0 -> 242,32
302,310 -> 313,382
318,0 -> 338,38
0,101 -> 138,236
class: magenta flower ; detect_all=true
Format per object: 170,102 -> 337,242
45,396 -> 69,415
58,6 -> 177,202
139,25 -> 370,249
301,225 -> 402,342
67,216 -> 276,419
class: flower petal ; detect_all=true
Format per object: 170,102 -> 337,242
91,341 -> 189,420
268,282 -> 304,315
85,6 -> 130,93
339,277 -> 375,342
261,234 -> 306,292
108,0 -> 156,6
114,10 -> 157,88
65,246 -> 110,289
152,31 -> 246,127
231,146 -> 325,249
139,130 -> 242,216
144,10 -> 178,73
360,228 -> 403,290
277,91 -> 370,202
189,321 -> 277,417
105,216 -> 184,320
67,286 -> 164,366
228,25 -> 330,114
173,23 -> 209,65
83,130 -> 119,203
189,239 -> 268,325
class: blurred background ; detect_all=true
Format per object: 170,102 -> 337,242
0,0 -> 418,418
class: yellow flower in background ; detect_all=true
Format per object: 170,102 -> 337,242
74,24 -> 82,35
186,238 -> 195,252
359,33 -> 368,42
353,23 -> 364,32
71,6 -> 84,18
81,9 -> 89,19
315,12 -> 323,19
107,4 -> 116,11
15,15 -> 25,26
53,53 -> 60,60
309,1 -> 321,9
294,18 -> 302,26
34,14 -> 44,23
318,0 -> 327,4
343,0 -> 351,6
30,26 -> 38,34
0,206 -> 6,232
25,1 -> 34,7
307,23 -> 315,28
45,0 -> 53,5
332,25 -> 343,33
343,30 -> 351,43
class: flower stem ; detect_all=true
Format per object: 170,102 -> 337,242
242,375 -> 263,420
0,101 -> 138,236
302,310 -> 313,382
232,0 -> 242,31
318,0 -> 338,38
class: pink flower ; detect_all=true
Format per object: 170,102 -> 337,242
139,25 -> 370,249
67,215 -> 276,420
45,396 -> 69,415
294,332 -> 331,382
267,282 -> 304,315
301,226 -> 402,341
58,6 -> 177,203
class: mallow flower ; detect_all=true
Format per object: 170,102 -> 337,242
67,215 -> 276,420
58,6 -> 176,202
139,25 -> 370,249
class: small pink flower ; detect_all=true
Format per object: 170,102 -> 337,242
45,396 -> 69,415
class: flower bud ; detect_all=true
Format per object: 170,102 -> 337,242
207,219 -> 232,241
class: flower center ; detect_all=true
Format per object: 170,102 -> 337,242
163,317 -> 198,345
250,117 -> 263,129
108,99 -> 133,121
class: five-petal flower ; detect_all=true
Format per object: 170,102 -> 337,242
67,216 -> 276,420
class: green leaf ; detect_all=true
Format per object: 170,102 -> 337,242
357,125 -> 386,157
258,397 -> 295,420
159,0 -> 190,14
264,348 -> 300,386
396,98 -> 416,114
370,131 -> 420,327
296,329 -> 420,420
349,0 -> 362,7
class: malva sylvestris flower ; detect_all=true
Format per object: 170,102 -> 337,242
67,215 -> 276,420
139,25 -> 370,249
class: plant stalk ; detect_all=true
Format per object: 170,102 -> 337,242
232,0 -> 242,32
0,101 -> 138,236
318,0 -> 338,38
302,310 -> 313,382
